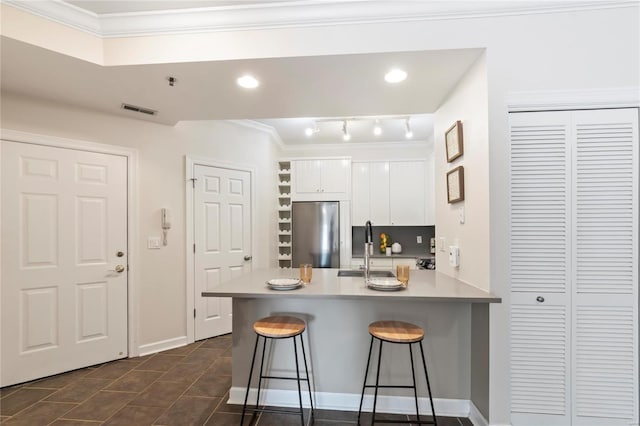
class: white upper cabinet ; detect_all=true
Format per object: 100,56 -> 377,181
291,158 -> 351,201
390,161 -> 425,225
351,162 -> 370,226
352,160 -> 428,226
370,162 -> 391,225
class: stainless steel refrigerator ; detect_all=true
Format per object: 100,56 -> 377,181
292,201 -> 340,268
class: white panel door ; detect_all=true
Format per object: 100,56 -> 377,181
571,108 -> 638,425
1,141 -> 128,387
194,164 -> 251,340
389,161 -> 425,225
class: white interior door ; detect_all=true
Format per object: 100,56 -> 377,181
1,141 -> 128,387
193,164 -> 251,340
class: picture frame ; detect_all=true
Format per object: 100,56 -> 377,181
445,120 -> 463,162
446,166 -> 465,203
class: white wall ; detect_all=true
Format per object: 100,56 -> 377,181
0,92 -> 280,347
434,54 -> 489,290
2,4 -> 639,423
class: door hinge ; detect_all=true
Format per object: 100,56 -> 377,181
193,308 -> 196,318
193,243 -> 196,253
188,177 -> 197,188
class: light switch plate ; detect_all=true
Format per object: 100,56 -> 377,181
439,237 -> 446,252
148,237 -> 161,249
417,236 -> 422,244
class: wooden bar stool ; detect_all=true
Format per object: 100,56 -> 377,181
357,320 -> 437,425
241,315 -> 314,425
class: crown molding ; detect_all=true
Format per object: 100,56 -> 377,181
3,0 -> 637,38
506,86 -> 640,112
3,0 -> 101,35
227,119 -> 285,150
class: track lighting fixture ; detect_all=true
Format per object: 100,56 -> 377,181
301,115 -> 419,141
405,117 -> 413,139
373,119 -> 382,136
305,121 -> 319,137
342,120 -> 351,141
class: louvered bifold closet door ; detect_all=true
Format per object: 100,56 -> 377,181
572,108 -> 638,425
509,111 -> 571,426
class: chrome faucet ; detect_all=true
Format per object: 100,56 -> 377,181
364,220 -> 373,280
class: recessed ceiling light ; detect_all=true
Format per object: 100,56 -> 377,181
237,75 -> 259,89
384,69 -> 407,84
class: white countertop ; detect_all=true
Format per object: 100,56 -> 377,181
202,268 -> 500,303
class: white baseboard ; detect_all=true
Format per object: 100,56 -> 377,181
137,335 -> 188,357
229,386 -> 470,418
469,401 -> 489,426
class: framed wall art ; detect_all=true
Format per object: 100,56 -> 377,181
445,120 -> 463,162
446,166 -> 465,203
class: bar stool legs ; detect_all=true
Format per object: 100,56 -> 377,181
357,321 -> 437,426
357,336 -> 375,425
419,340 -> 437,423
241,316 -> 314,426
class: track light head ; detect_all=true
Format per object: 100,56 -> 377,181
405,117 -> 413,139
373,119 -> 382,136
342,120 -> 351,141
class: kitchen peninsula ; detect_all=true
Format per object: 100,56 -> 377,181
203,268 -> 500,416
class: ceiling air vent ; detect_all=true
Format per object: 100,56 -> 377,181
121,103 -> 157,116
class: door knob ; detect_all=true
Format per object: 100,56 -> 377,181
244,255 -> 252,261
113,265 -> 125,273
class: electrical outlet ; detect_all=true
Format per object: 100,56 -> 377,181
417,236 -> 422,244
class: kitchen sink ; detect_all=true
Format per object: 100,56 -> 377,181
337,270 -> 395,278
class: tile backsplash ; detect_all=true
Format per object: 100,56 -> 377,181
352,225 -> 435,257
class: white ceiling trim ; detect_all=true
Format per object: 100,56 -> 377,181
228,119 -> 285,150
506,87 -> 640,112
4,0 -> 101,35
4,0 -> 637,38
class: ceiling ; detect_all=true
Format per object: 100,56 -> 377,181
0,1 -> 487,145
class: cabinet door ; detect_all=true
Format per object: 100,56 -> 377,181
321,159 -> 350,194
389,161 -> 425,225
351,162 -> 370,225
370,162 -> 390,225
509,111 -> 572,425
294,160 -> 321,193
571,108 -> 638,425
510,294 -> 571,426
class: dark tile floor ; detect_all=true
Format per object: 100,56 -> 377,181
0,334 -> 473,425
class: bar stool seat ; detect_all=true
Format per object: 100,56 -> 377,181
242,315 -> 314,426
358,320 -> 437,425
254,315 -> 305,338
369,320 -> 424,343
